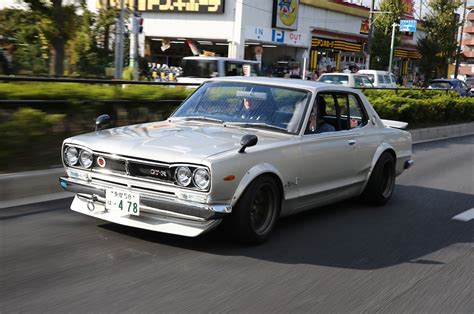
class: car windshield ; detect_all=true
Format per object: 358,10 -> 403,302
430,81 -> 452,89
182,59 -> 218,78
319,75 -> 349,85
171,82 -> 311,134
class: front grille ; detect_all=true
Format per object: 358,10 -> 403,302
92,156 -> 126,173
128,162 -> 174,182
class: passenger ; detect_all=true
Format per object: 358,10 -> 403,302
306,107 -> 335,134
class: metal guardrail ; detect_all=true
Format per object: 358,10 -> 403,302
0,75 -> 200,86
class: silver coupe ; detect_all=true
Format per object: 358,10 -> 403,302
59,77 -> 413,244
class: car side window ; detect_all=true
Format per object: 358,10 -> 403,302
348,94 -> 368,128
377,74 -> 384,84
305,92 -> 370,135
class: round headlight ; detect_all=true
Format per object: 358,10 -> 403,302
79,149 -> 93,168
175,166 -> 192,186
64,146 -> 79,166
193,168 -> 210,190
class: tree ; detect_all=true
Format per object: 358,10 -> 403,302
0,8 -> 49,75
370,0 -> 405,71
417,0 -> 462,81
23,0 -> 80,76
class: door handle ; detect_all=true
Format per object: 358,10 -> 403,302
348,139 -> 356,146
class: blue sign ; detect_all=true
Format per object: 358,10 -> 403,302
272,29 -> 285,43
400,20 -> 417,32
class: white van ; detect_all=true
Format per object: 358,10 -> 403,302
177,57 -> 260,84
357,70 -> 398,88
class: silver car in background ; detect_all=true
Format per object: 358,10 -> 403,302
59,77 -> 413,244
317,73 -> 374,88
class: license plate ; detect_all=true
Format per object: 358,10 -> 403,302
105,188 -> 140,216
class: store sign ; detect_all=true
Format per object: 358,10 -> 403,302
312,38 -> 335,49
272,0 -> 299,31
360,19 -> 369,35
311,37 -> 363,53
246,27 -> 307,47
98,0 -> 225,13
400,20 -> 417,32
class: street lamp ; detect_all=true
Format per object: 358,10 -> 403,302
388,22 -> 399,73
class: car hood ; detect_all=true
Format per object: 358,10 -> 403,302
66,120 -> 287,163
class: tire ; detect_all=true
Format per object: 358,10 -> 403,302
227,175 -> 281,244
361,152 -> 396,206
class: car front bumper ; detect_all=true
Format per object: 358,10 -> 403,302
59,176 -> 232,237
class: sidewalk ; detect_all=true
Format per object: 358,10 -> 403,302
1,122 -> 473,209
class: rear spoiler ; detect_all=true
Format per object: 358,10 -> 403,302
381,119 -> 408,129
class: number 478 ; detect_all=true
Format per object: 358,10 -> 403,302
118,200 -> 138,214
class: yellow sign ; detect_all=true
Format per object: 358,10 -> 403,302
272,0 -> 299,31
97,0 -> 224,13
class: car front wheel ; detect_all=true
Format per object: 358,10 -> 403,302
361,152 -> 395,206
228,175 -> 281,244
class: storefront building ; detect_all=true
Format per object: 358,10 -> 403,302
96,0 -> 424,79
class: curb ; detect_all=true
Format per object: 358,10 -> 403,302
410,122 -> 474,144
1,123 -> 473,209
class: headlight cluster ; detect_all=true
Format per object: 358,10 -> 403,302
64,145 -> 93,169
174,166 -> 210,190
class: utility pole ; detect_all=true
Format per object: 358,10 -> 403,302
129,0 -> 139,81
114,0 -> 125,79
365,0 -> 376,70
454,0 -> 467,79
388,22 -> 399,73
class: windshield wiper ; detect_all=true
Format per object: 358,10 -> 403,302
224,122 -> 287,132
170,116 -> 224,124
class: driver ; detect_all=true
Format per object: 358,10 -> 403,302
241,97 -> 266,121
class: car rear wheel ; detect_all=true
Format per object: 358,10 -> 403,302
361,152 -> 395,206
228,175 -> 280,244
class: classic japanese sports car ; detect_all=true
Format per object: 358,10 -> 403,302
59,77 -> 413,243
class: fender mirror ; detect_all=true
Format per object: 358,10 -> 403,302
238,134 -> 258,153
95,114 -> 111,132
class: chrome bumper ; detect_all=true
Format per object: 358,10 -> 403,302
59,176 -> 232,221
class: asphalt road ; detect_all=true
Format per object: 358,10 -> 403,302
1,136 -> 473,312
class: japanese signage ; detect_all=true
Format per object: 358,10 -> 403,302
246,26 -> 307,47
272,0 -> 299,31
311,37 -> 362,53
399,20 -> 417,32
97,0 -> 225,13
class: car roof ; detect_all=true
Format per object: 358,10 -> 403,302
320,73 -> 366,77
207,76 -> 357,92
431,79 -> 459,82
182,56 -> 260,63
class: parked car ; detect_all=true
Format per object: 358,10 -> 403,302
59,77 -> 413,244
177,56 -> 260,84
464,77 -> 474,96
357,70 -> 397,88
317,73 -> 374,88
428,79 -> 470,96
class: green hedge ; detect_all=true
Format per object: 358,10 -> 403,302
363,90 -> 474,127
0,82 -> 191,101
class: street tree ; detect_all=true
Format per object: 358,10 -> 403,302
417,0 -> 462,81
370,0 -> 405,71
23,0 -> 80,76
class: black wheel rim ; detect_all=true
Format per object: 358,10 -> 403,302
381,161 -> 395,198
250,184 -> 275,235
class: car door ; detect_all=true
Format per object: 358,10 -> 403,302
295,92 -> 360,210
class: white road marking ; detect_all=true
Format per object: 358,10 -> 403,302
452,208 -> 474,222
